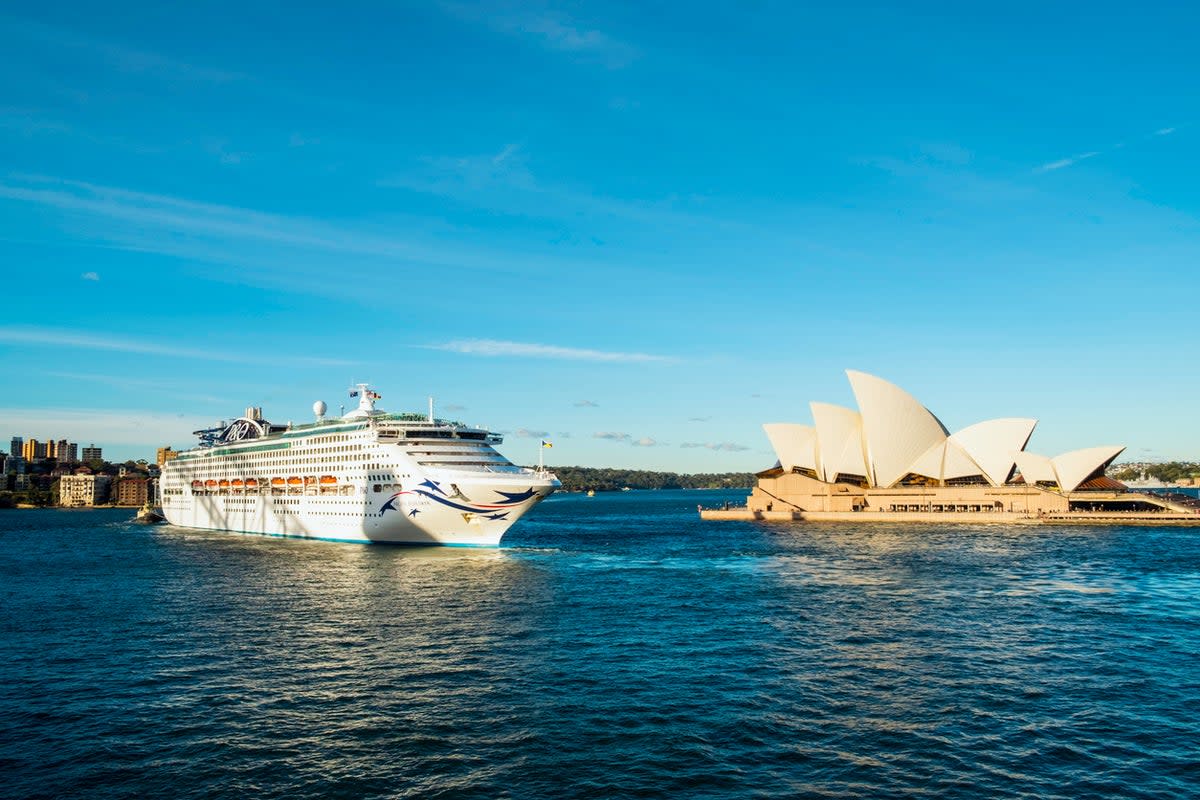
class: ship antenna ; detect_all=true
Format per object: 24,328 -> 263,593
428,395 -> 434,423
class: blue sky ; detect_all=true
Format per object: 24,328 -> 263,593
1,1 -> 1197,470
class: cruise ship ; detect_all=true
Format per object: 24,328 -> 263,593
159,385 -> 560,545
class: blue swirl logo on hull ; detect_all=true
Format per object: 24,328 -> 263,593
381,479 -> 539,521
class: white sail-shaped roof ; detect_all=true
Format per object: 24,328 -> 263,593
1052,445 -> 1126,492
762,423 -> 818,473
941,440 -> 985,480
810,402 -> 868,483
908,440 -> 946,480
950,418 -> 1037,486
905,439 -> 985,483
762,371 -> 1123,492
847,370 -> 949,488
1012,451 -> 1057,487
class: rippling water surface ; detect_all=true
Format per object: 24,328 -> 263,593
2,491 -> 1199,799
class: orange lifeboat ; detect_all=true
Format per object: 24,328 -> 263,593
245,478 -> 259,489
218,479 -> 230,488
287,476 -> 302,486
270,477 -> 284,487
319,475 -> 338,485
191,480 -> 203,490
204,479 -> 217,488
231,479 -> 244,488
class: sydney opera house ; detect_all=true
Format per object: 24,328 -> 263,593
724,370 -> 1200,524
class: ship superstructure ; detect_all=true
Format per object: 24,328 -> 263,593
159,385 -> 559,545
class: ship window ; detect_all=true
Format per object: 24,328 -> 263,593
373,484 -> 382,492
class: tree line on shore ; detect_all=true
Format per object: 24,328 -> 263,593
537,466 -> 754,492
1110,462 -> 1200,483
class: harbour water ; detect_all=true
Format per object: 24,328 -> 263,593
2,489 -> 1198,799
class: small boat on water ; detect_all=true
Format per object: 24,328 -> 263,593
133,504 -> 166,525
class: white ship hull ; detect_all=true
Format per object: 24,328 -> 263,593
162,474 -> 553,546
159,388 -> 559,546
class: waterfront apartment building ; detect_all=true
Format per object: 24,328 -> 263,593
10,437 -> 21,461
22,439 -> 47,460
59,474 -> 111,507
81,444 -> 103,462
116,477 -> 149,507
157,447 -> 179,466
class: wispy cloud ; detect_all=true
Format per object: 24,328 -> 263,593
680,441 -> 751,452
0,174 -> 555,295
203,138 -> 250,166
858,149 -> 1035,210
593,432 -> 662,447
43,371 -> 226,404
443,403 -> 467,412
0,407 -> 215,450
688,416 -> 711,422
0,108 -> 73,137
423,338 -> 672,363
1035,151 -> 1100,173
0,107 -> 172,158
439,2 -> 637,68
0,175 -> 399,255
513,427 -> 549,438
384,143 -> 535,196
574,400 -> 599,407
492,142 -> 520,165
381,144 -> 724,232
81,271 -> 99,281
519,14 -> 636,66
1034,124 -> 1187,173
0,325 -> 353,367
6,15 -> 243,84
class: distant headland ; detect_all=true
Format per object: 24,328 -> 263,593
528,466 -> 753,493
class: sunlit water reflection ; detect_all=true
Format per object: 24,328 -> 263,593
2,491 -> 1198,798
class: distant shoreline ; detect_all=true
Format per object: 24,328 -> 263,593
8,504 -> 141,510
